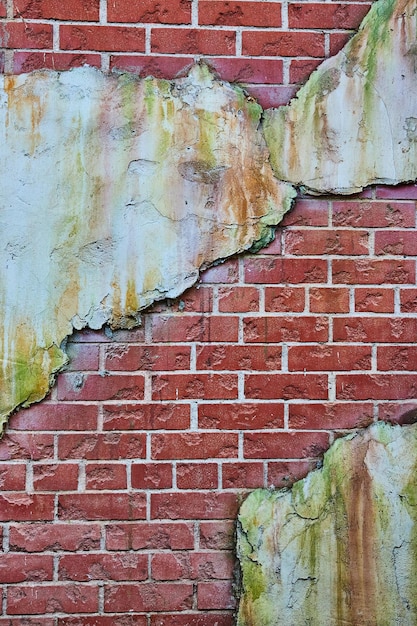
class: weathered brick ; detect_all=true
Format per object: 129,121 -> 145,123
199,521 -> 234,550
377,346 -> 417,371
176,463 -> 218,489
105,522 -> 194,551
0,433 -> 54,461
333,317 -> 417,343
105,345 -> 191,371
131,463 -> 172,489
244,431 -> 330,459
60,25 -> 146,52
400,288 -> 417,312
245,373 -> 328,399
9,403 -> 98,431
33,463 -> 79,491
197,581 -> 236,609
218,286 -> 260,312
110,54 -> 193,78
309,287 -> 350,313
152,373 -> 238,401
355,288 -> 395,313
264,286 -> 305,312
7,585 -> 98,615
337,374 -> 417,400
0,22 -> 53,48
243,316 -> 328,343
58,433 -> 146,460
108,0 -> 191,24
85,463 -> 127,490
222,462 -> 264,488
244,257 -> 327,284
57,373 -> 145,401
102,403 -> 189,430
0,463 -> 26,490
242,30 -> 325,57
14,52 -> 101,73
0,494 -> 54,521
59,553 -> 148,581
204,56 -> 283,84
0,553 -> 53,583
58,494 -> 146,521
288,345 -> 371,371
152,433 -> 238,459
375,231 -> 417,256
198,402 -> 284,429
14,0 -> 99,20
284,229 -> 368,255
9,523 -> 101,552
288,402 -> 374,430
199,1 -> 281,26
196,344 -> 281,371
288,3 -> 369,29
332,259 -> 415,284
104,582 -> 193,612
151,28 -> 236,55
332,201 -> 416,227
151,492 -> 240,519
150,314 -> 239,342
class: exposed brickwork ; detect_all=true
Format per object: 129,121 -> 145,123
2,0 -> 417,623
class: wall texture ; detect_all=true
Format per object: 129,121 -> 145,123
1,0 -> 417,624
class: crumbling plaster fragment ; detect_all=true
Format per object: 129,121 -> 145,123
0,64 -> 295,431
237,421 -> 417,626
265,0 -> 417,194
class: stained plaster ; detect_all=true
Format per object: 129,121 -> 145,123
237,421 -> 417,626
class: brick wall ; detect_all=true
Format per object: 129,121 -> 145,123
1,0 -> 417,624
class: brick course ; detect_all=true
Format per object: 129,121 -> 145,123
2,0 -> 417,622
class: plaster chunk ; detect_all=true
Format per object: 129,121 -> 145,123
264,0 -> 417,194
0,64 -> 295,431
237,421 -> 417,626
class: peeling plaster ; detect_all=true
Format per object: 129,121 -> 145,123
265,0 -> 417,194
237,422 -> 417,626
0,64 -> 295,431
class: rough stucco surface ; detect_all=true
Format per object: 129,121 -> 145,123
265,0 -> 417,194
237,422 -> 417,626
0,64 -> 295,431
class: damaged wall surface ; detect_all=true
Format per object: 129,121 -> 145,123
237,421 -> 417,626
1,0 -> 417,433
0,65 -> 294,431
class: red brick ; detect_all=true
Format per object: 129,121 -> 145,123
0,494 -> 54,521
337,374 -> 417,400
200,1 -> 281,26
244,316 -> 328,343
60,25 -> 146,52
177,463 -> 218,489
222,462 -> 264,488
150,314 -> 239,342
151,492 -> 240,519
151,552 -> 190,580
262,232 -> 282,255
199,521 -> 234,550
190,551 -> 235,580
245,373 -> 328,399
0,22 -> 53,48
0,553 -> 53,582
57,373 -> 145,401
375,231 -> 417,256
290,58 -> 321,84
196,345 -> 281,371
197,581 -> 236,609
200,259 -> 239,284
400,288 -> 417,313
267,460 -> 317,488
244,257 -> 327,283
60,618 -> 147,626
147,286 -> 213,314
0,619 -> 54,626
110,54 -> 193,78
105,345 -> 191,371
106,522 -> 194,550
265,287 -> 305,312
332,201 -> 416,227
333,317 -> 417,343
288,3 -> 369,28
151,28 -> 236,55
59,553 -> 148,582
0,0 -> 5,17
243,84 -> 297,108
14,0 -> 99,20
64,343 -> 100,371
33,463 -> 79,491
199,403 -> 284,429
0,463 -> 26,490
104,582 -> 193,612
152,433 -> 238,460
332,259 -> 415,284
7,585 -> 98,615
150,615 -> 233,626
244,431 -> 330,459
58,493 -> 146,521
355,288 -> 395,313
131,463 -> 172,489
242,30 -> 325,57
0,433 -> 54,461
377,346 -> 417,371
102,403 -> 189,430
378,402 -> 417,425
9,523 -> 101,552
9,403 -> 98,431
152,373 -> 238,401
376,184 -> 417,200
285,229 -> 368,255
309,287 -> 350,313
85,463 -> 127,490
288,345 -> 371,371
218,287 -> 260,313
13,52 -> 101,73
329,31 -> 352,55
108,0 -> 191,23
281,199 -> 329,227
288,402 -> 374,430
205,57 -> 283,84
58,433 -> 146,460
